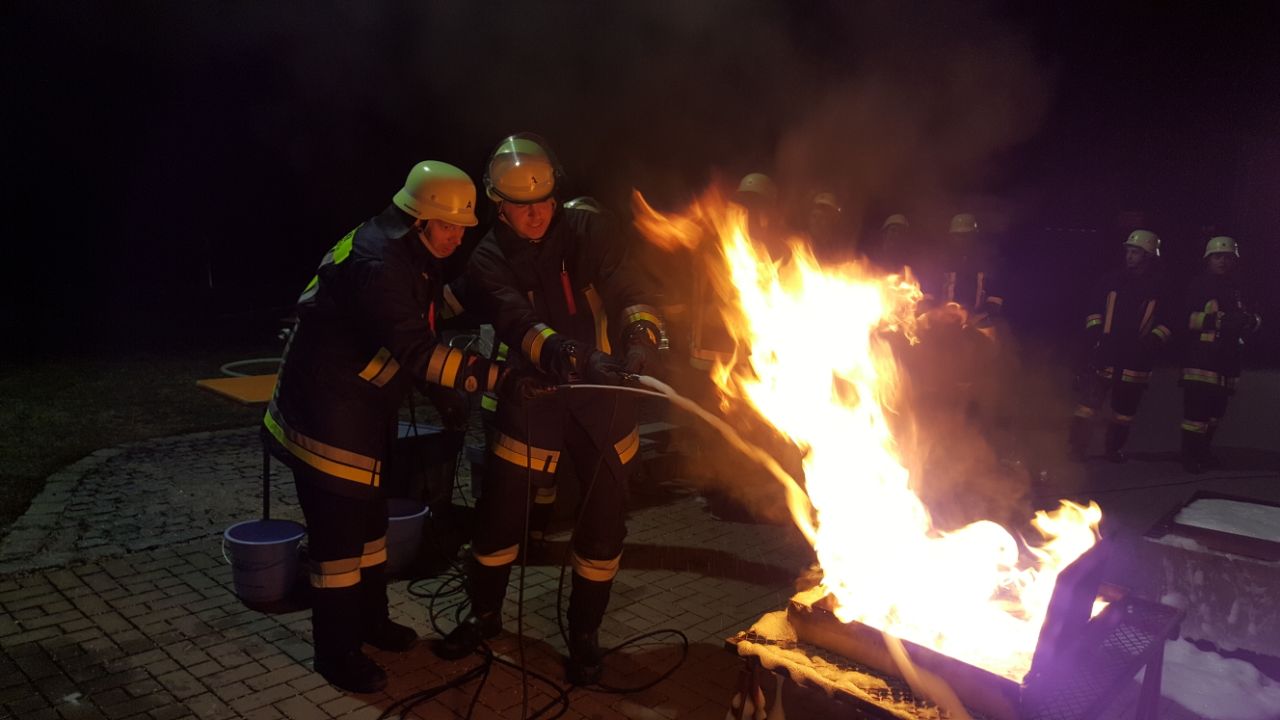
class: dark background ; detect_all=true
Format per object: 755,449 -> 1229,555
4,1 -> 1277,361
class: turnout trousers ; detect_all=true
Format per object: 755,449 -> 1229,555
469,388 -> 638,634
1070,366 -> 1152,455
291,465 -> 391,663
1181,368 -> 1236,462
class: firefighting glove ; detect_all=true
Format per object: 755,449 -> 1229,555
623,323 -> 662,377
424,384 -> 469,431
1220,311 -> 1256,337
584,349 -> 626,386
496,366 -> 556,400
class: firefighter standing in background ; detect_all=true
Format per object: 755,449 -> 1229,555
918,213 -> 1005,320
433,135 -> 664,686
911,214 -> 1006,428
877,213 -> 913,271
1179,236 -> 1262,472
1067,230 -> 1173,462
806,191 -> 844,256
264,162 -> 513,693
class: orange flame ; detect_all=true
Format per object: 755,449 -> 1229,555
633,188 -> 1101,682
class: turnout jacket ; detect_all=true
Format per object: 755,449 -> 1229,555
1182,271 -> 1262,384
265,206 -> 495,497
1082,267 -> 1173,377
465,206 -> 660,377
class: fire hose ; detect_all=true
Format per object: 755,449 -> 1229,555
561,374 -> 816,543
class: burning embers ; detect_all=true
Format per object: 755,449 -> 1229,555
634,188 -> 1103,683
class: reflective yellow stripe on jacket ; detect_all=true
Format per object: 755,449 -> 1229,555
264,403 -> 381,487
358,347 -> 400,387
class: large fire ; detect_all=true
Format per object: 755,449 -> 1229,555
633,187 -> 1101,682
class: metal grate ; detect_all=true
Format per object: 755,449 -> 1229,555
1021,597 -> 1181,720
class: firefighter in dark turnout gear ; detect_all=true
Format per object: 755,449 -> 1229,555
1179,236 -> 1262,473
918,213 -> 1006,321
1068,230 -> 1173,462
264,161 -> 510,694
910,214 -> 1007,436
432,135 -> 664,686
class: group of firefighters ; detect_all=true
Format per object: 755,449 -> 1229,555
260,138 -> 1262,695
1067,230 -> 1262,472
264,134 -> 663,693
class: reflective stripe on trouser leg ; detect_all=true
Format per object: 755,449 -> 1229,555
311,557 -> 362,589
360,536 -> 387,568
571,551 -> 621,582
292,468 -> 388,589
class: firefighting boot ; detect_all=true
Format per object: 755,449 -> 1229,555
359,563 -> 418,652
1066,416 -> 1092,462
1181,430 -> 1208,474
1103,423 -> 1129,463
565,573 -> 612,686
313,586 -> 387,693
1204,423 -> 1222,469
431,561 -> 509,660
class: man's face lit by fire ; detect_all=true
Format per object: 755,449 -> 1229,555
418,219 -> 465,259
1124,246 -> 1149,270
501,198 -> 556,241
1208,252 -> 1236,276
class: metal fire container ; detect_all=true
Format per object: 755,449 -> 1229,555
730,540 -> 1184,719
1114,491 -> 1280,658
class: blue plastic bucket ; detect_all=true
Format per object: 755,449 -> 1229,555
386,498 -> 429,574
223,519 -> 306,604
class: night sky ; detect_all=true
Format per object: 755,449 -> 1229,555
5,1 -> 1278,360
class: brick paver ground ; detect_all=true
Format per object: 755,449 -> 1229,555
3,370 -> 1277,718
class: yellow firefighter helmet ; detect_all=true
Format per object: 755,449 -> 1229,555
735,172 -> 778,204
484,134 -> 559,203
392,161 -> 479,227
1203,235 -> 1239,258
882,213 -> 909,230
949,213 -> 978,234
1124,229 -> 1161,257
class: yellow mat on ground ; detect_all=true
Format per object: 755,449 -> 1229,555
196,374 -> 277,405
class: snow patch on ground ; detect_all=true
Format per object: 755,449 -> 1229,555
1142,639 -> 1280,720
1176,499 -> 1280,543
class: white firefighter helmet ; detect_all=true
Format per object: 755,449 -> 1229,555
1203,235 -> 1239,258
949,213 -> 978,234
882,213 -> 909,230
392,161 -> 479,227
484,134 -> 560,203
1124,229 -> 1161,257
812,192 -> 841,214
735,172 -> 778,205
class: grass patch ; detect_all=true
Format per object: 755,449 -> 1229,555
0,345 -> 280,535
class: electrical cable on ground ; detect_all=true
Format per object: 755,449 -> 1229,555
386,379 -> 697,719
